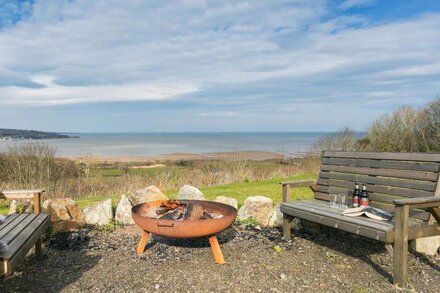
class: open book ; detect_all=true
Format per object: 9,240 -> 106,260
341,206 -> 393,221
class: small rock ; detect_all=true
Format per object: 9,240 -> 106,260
8,200 -> 19,214
238,196 -> 274,227
83,198 -> 113,226
410,235 -> 440,256
214,196 -> 238,209
177,185 -> 205,200
268,204 -> 283,228
115,195 -> 135,225
129,186 -> 168,206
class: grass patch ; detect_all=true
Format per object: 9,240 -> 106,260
198,174 -> 315,205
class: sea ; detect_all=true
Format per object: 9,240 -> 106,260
0,132 -> 329,158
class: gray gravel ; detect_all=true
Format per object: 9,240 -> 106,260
0,224 -> 439,292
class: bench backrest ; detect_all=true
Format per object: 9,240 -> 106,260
316,151 -> 440,221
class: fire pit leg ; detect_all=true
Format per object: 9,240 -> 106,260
136,230 -> 150,255
208,235 -> 225,265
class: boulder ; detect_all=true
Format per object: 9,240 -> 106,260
238,196 -> 274,227
214,196 -> 238,209
52,221 -> 85,233
177,185 -> 205,200
129,186 -> 168,206
8,200 -> 19,214
49,203 -> 71,221
43,198 -> 84,222
83,198 -> 113,226
410,236 -> 440,256
115,195 -> 135,225
268,204 -> 283,228
42,198 -> 85,232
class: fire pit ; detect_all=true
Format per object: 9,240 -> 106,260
132,200 -> 237,264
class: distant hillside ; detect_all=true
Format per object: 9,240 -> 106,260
0,128 -> 77,140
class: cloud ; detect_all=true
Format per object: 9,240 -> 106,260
0,75 -> 198,105
339,0 -> 376,10
0,1 -> 439,131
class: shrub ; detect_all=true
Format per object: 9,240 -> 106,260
418,97 -> 440,151
366,107 -> 422,152
312,127 -> 360,152
0,142 -> 79,189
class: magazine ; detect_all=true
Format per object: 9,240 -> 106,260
341,206 -> 393,221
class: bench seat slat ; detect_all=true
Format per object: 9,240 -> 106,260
322,157 -> 440,172
317,178 -> 433,198
323,151 -> 440,162
0,214 -> 19,233
321,165 -> 438,181
0,214 -> 30,239
319,172 -> 437,192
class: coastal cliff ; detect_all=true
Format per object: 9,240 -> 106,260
0,128 -> 77,140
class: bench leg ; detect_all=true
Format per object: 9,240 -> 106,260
393,205 -> 409,288
35,238 -> 43,260
1,261 -> 12,276
283,214 -> 293,240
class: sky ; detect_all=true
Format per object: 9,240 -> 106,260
0,0 -> 439,133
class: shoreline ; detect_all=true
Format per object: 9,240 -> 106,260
62,150 -> 289,163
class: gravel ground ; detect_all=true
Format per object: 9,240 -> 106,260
0,224 -> 439,292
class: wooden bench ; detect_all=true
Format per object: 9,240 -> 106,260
0,190 -> 50,276
281,151 -> 440,288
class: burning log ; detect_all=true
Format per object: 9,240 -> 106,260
141,200 -> 223,221
139,200 -> 225,221
183,203 -> 205,220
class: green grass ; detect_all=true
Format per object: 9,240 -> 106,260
0,174 -> 316,214
79,173 -> 316,208
198,174 -> 316,206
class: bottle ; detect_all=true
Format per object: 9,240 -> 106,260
352,182 -> 360,207
360,183 -> 369,207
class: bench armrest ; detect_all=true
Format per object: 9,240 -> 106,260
394,196 -> 440,209
281,179 -> 317,202
0,190 -> 45,214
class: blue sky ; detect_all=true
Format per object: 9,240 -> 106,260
0,0 -> 439,132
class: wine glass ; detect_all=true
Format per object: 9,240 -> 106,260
330,194 -> 338,208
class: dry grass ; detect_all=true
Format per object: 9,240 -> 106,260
0,143 -> 320,200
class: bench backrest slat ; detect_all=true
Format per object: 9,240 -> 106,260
317,151 -> 440,221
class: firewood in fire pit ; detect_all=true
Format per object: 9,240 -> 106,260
150,201 -> 225,221
183,203 -> 205,220
159,208 -> 183,220
201,211 -> 213,220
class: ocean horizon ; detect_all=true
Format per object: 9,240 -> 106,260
0,132 -> 335,158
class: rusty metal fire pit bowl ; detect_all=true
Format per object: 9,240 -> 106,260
132,199 -> 237,264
